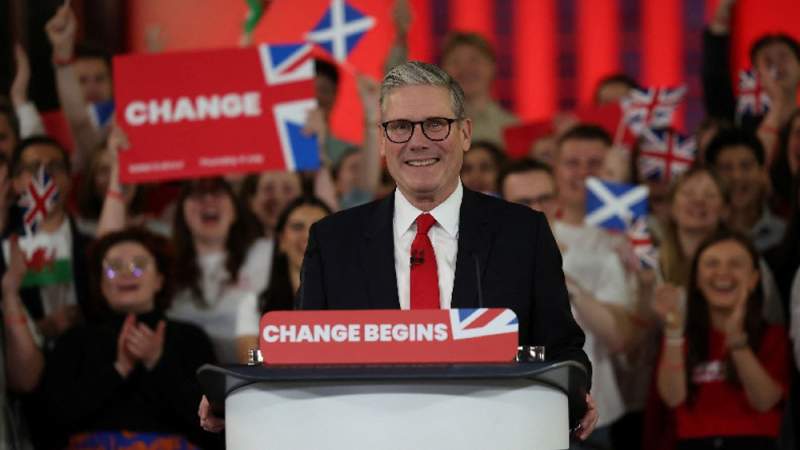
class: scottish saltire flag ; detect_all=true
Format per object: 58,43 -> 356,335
87,100 -> 115,130
18,166 -> 59,234
736,68 -> 771,121
306,0 -> 376,62
638,128 -> 696,182
450,308 -> 518,340
621,86 -> 687,137
259,0 -> 392,143
585,177 -> 649,232
627,217 -> 659,270
258,43 -> 320,171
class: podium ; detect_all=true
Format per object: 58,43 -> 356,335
198,361 -> 588,450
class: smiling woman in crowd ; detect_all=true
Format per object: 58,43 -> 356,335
655,230 -> 788,450
40,228 -> 219,449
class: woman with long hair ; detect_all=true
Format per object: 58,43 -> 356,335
655,230 -> 788,450
235,196 -> 332,355
166,177 -> 269,363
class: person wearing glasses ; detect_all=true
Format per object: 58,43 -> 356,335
2,136 -> 92,345
297,61 -> 598,437
202,60 -> 597,438
36,227 -> 219,449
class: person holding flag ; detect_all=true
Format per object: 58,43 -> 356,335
4,136 -> 91,343
703,0 -> 800,165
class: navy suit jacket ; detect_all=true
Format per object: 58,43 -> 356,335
297,188 -> 591,378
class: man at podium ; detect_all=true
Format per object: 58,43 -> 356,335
295,61 -> 597,438
201,61 -> 597,439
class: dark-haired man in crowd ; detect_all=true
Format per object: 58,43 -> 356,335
202,61 -> 598,440
704,0 -> 800,164
3,136 -> 91,343
704,128 -> 785,252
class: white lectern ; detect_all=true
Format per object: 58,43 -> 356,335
198,361 -> 588,450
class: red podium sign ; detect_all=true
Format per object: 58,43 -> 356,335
259,308 -> 519,365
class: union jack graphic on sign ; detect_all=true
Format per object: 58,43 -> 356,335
450,308 -> 518,340
257,43 -> 320,172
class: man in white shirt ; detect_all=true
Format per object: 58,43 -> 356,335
202,61 -> 598,437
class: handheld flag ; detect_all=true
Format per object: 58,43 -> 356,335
638,128 -> 696,182
627,216 -> 659,270
585,177 -> 649,232
621,86 -> 687,137
736,68 -> 770,122
18,166 -> 59,234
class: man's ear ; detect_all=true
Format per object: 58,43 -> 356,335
460,118 -> 473,152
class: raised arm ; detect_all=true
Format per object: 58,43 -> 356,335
702,0 -> 737,123
96,125 -> 129,237
653,283 -> 688,407
356,74 -> 382,195
2,236 -> 44,392
10,44 -> 46,138
45,3 -> 104,169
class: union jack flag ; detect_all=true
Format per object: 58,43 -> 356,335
305,0 -> 376,63
621,86 -> 687,137
257,43 -> 320,171
585,177 -> 649,232
627,216 -> 659,270
638,128 -> 696,182
736,68 -> 771,121
449,308 -> 518,340
18,166 -> 59,234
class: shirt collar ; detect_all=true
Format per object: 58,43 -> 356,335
394,181 -> 463,239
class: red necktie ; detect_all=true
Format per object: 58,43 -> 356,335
410,213 -> 440,309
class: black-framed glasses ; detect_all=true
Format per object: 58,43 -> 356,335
381,117 -> 458,144
102,256 -> 153,279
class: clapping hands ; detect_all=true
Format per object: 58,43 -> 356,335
115,314 -> 166,377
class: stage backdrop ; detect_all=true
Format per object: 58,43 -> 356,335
126,0 -> 800,143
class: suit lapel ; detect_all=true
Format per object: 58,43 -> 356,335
363,193 -> 400,309
451,189 -> 493,309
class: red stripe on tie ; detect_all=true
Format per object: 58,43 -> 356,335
410,213 -> 440,309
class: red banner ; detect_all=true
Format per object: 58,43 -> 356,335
259,308 -> 519,365
113,44 -> 319,183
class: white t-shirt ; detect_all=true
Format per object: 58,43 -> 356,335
554,221 -> 630,428
168,238 -> 273,363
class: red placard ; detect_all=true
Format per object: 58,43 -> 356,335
259,308 -> 519,365
113,44 -> 319,183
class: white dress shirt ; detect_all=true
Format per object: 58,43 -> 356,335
393,182 -> 462,310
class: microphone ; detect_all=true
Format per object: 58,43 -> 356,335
473,253 -> 484,309
410,249 -> 425,267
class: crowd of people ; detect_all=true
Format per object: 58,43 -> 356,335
1,0 -> 800,449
